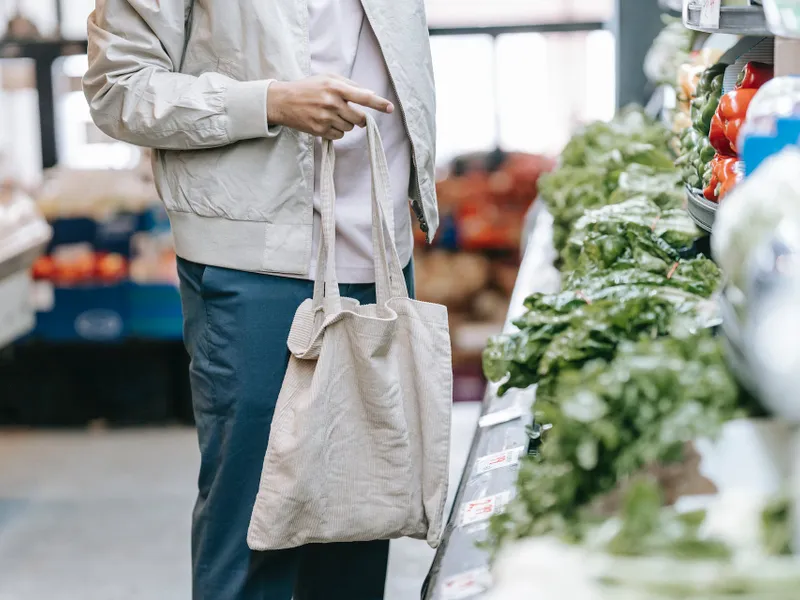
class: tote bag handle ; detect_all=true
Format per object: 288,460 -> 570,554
312,114 -> 409,314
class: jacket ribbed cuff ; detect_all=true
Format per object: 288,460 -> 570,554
225,79 -> 277,141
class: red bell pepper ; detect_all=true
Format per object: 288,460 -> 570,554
703,154 -> 738,202
736,61 -> 774,90
709,113 -> 735,156
714,87 -> 759,155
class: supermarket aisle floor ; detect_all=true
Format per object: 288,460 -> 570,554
0,402 -> 481,600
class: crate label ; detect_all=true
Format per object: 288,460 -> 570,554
440,567 -> 491,600
75,309 -> 124,341
460,491 -> 511,527
474,446 -> 525,475
699,0 -> 721,27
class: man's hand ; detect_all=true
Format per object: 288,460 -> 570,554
267,75 -> 394,140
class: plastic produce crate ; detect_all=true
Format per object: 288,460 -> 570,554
48,211 -> 147,257
34,283 -> 129,342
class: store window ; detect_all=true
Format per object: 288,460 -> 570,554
432,29 -> 616,162
57,54 -> 142,170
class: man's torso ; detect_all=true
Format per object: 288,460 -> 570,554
156,0 -> 437,278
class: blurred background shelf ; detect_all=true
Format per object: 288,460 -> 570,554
684,4 -> 771,36
659,0 -> 684,16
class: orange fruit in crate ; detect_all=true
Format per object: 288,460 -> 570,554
96,253 -> 129,283
32,255 -> 56,281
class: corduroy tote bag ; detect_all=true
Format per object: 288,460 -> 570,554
247,115 -> 452,551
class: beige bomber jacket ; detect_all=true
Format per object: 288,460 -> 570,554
83,0 -> 438,276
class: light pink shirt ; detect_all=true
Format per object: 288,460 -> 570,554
268,0 -> 413,284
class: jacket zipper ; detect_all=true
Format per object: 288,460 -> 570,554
358,1 -> 431,240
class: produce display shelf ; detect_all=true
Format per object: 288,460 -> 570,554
684,4 -> 771,36
686,185 -> 718,233
423,204 -> 560,600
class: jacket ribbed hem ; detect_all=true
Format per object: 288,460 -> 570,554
168,210 -> 310,277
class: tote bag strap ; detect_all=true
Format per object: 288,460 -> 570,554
312,140 -> 342,316
365,115 -> 409,305
313,114 -> 409,314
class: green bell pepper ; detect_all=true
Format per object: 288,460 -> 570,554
698,135 -> 715,164
692,73 -> 724,136
695,62 -> 727,98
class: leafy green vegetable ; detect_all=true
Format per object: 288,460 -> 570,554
488,333 -> 742,549
562,198 -> 701,271
538,165 -> 614,252
762,496 -> 792,556
606,479 -> 731,560
566,260 -> 721,299
560,107 -> 673,168
484,282 -> 718,394
541,109 -> 677,252
607,164 -> 684,208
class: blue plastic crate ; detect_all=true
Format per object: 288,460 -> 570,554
48,217 -> 96,253
94,212 -> 141,256
48,211 -> 147,257
34,283 -> 129,342
128,283 -> 184,340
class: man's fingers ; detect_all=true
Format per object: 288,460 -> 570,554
323,127 -> 345,141
339,85 -> 394,114
329,74 -> 361,88
338,102 -> 368,128
330,115 -> 355,133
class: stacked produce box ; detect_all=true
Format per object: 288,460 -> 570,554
28,162 -> 182,342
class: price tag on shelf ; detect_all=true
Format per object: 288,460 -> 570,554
474,446 -> 525,475
440,568 -> 491,600
699,0 -> 721,28
477,403 -> 525,429
460,491 -> 511,527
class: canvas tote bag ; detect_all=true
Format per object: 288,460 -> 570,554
247,115 -> 453,551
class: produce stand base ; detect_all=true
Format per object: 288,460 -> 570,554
686,185 -> 718,233
423,206 -> 560,600
0,340 -> 193,426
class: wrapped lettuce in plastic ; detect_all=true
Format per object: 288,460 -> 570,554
560,108 -> 673,168
562,198 -> 702,271
607,164 -> 684,208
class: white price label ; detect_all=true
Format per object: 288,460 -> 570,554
474,447 -> 525,475
699,0 -> 721,28
478,404 -> 524,429
460,491 -> 511,527
440,567 -> 491,600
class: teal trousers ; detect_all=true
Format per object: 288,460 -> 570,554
177,257 -> 414,600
